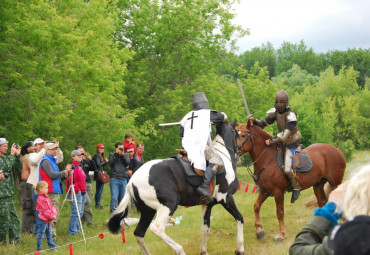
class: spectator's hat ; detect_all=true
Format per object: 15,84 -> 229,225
71,150 -> 82,157
34,138 -> 45,145
127,148 -> 134,152
327,215 -> 370,255
96,143 -> 104,149
0,138 -> 8,145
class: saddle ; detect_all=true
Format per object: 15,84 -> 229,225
277,146 -> 313,173
171,154 -> 203,186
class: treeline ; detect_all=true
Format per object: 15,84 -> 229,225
1,0 -> 369,161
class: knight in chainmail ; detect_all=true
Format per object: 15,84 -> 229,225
250,90 -> 301,203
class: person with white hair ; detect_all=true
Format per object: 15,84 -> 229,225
289,165 -> 370,255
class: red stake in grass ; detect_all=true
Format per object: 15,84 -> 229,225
122,227 -> 126,244
252,185 -> 257,193
35,252 -> 40,255
69,243 -> 73,255
99,233 -> 104,239
245,183 -> 249,193
238,181 -> 241,190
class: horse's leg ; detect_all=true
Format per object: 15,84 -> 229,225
313,183 -> 327,207
220,195 -> 244,255
254,191 -> 268,239
200,204 -> 213,255
273,190 -> 286,242
134,206 -> 157,255
150,205 -> 185,255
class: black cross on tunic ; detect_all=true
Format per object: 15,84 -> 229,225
187,111 -> 198,129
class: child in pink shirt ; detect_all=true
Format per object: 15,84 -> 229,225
35,181 -> 57,251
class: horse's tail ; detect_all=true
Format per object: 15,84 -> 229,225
108,181 -> 133,234
305,182 -> 333,208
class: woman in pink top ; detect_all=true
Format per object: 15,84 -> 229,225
35,181 -> 56,251
66,150 -> 86,235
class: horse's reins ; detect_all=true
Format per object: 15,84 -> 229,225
215,140 -> 237,168
241,129 -> 274,197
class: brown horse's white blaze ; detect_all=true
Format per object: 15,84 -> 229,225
236,122 -> 346,242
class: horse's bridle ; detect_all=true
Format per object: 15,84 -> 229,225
237,129 -> 252,155
239,127 -> 273,197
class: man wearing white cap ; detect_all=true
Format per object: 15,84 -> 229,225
0,138 -> 22,244
39,141 -> 71,241
27,139 -> 64,237
27,139 -> 64,187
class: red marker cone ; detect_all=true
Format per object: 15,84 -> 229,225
185,206 -> 189,208
252,185 -> 257,193
122,227 -> 126,244
245,183 -> 249,193
99,233 -> 104,239
238,181 -> 241,190
35,252 -> 40,255
69,243 -> 73,255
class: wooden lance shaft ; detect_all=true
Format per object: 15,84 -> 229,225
237,78 -> 252,119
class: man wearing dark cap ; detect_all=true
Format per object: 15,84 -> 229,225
0,138 -> 22,244
20,141 -> 36,233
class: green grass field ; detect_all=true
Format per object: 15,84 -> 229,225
1,151 -> 369,255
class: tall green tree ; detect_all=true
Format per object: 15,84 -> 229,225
0,0 -> 133,154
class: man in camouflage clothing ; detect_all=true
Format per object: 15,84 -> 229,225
0,138 -> 22,244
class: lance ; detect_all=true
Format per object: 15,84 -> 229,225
159,122 -> 181,127
237,78 -> 252,119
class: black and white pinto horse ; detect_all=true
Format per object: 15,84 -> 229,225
108,120 -> 244,255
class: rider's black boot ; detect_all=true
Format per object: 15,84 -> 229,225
196,164 -> 215,205
288,170 -> 300,203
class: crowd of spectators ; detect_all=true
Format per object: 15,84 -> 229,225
0,134 -> 144,249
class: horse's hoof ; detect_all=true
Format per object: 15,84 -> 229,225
274,234 -> 284,242
235,249 -> 244,255
200,251 -> 208,255
256,230 -> 265,239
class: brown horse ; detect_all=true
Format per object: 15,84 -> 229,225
236,121 -> 346,241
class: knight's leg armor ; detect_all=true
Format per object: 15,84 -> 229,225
196,164 -> 215,205
284,148 -> 300,203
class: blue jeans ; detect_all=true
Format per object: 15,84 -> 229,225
68,192 -> 86,235
33,190 -> 41,236
110,178 -> 127,213
95,181 -> 105,207
37,221 -> 55,251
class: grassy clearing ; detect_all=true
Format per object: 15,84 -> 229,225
1,151 -> 369,255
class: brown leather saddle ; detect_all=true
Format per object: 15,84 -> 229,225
277,146 -> 313,173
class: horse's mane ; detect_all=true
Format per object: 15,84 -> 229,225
250,124 -> 273,140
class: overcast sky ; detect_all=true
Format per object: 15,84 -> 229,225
232,0 -> 370,53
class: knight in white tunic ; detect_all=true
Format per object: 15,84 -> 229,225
179,92 -> 227,204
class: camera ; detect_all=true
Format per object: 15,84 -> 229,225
71,165 -> 76,170
119,148 -> 124,151
1,172 -> 9,179
84,153 -> 88,156
15,144 -> 19,149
